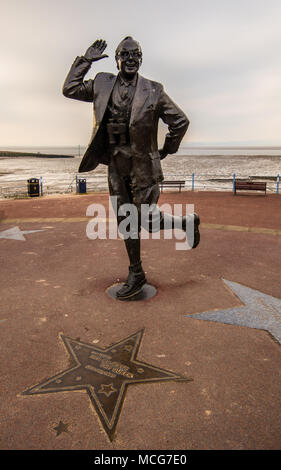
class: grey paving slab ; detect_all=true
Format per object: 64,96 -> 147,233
0,226 -> 44,240
185,279 -> 281,344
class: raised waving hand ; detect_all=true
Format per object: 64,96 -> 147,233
84,39 -> 108,62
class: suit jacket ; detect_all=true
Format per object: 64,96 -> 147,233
63,56 -> 189,188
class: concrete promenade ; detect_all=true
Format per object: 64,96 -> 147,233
0,190 -> 280,450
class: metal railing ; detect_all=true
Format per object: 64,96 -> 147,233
0,173 -> 280,198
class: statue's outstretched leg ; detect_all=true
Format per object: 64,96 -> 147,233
145,203 -> 200,249
159,212 -> 200,249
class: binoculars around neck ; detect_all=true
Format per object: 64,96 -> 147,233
107,118 -> 127,145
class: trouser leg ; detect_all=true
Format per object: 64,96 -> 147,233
143,201 -> 200,249
118,183 -> 144,278
141,205 -> 183,233
160,212 -> 183,230
133,184 -> 199,248
131,183 -> 192,235
108,175 -> 146,298
124,237 -> 141,269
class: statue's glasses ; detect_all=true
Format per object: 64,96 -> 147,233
117,50 -> 142,60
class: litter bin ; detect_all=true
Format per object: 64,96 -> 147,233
77,178 -> 87,194
27,178 -> 40,197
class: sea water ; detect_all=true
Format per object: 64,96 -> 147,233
0,146 -> 280,197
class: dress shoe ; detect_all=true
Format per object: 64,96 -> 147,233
182,213 -> 200,248
116,264 -> 146,299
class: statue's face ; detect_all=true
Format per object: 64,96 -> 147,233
116,40 -> 142,78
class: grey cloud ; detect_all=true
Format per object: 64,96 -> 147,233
1,0 -> 281,145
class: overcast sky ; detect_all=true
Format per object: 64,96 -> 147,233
1,0 -> 281,147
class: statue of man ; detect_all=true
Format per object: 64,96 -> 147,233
63,37 -> 200,299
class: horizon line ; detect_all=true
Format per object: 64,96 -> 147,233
1,143 -> 281,149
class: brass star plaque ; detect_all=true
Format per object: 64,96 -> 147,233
22,329 -> 192,441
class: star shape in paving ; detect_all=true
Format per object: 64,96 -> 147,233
53,420 -> 70,436
0,226 -> 44,240
22,330 -> 192,441
185,279 -> 281,344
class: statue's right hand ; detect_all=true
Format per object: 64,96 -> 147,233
84,39 -> 108,62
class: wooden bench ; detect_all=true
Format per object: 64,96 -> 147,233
160,180 -> 185,192
234,180 -> 267,195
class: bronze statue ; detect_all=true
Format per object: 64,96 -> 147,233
63,37 -> 200,299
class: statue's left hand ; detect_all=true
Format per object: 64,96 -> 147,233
159,149 -> 168,160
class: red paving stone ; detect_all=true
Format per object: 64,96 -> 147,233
0,191 -> 280,450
